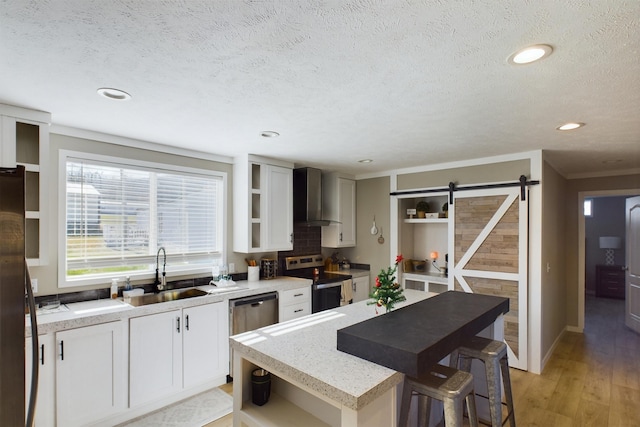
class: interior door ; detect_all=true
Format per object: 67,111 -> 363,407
451,187 -> 528,370
626,196 -> 640,333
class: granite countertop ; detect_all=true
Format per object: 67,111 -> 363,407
26,276 -> 311,337
229,289 -> 434,411
331,268 -> 370,278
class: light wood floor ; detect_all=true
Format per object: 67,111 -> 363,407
205,295 -> 640,427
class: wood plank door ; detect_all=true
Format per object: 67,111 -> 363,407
450,187 -> 528,370
626,196 -> 640,334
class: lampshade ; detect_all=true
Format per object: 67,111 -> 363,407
599,236 -> 622,249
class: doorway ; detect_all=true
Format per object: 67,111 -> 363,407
578,189 -> 640,331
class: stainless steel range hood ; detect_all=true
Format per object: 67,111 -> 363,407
293,167 -> 331,226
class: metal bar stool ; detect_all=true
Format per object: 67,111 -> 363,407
398,363 -> 479,427
450,336 -> 516,427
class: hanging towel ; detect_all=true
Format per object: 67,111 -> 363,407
340,279 -> 353,306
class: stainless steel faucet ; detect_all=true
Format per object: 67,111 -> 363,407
155,247 -> 167,292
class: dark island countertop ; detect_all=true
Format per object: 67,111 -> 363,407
336,290 -> 509,377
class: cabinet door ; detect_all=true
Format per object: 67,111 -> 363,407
352,276 -> 370,303
56,321 -> 126,427
183,302 -> 229,388
322,176 -> 356,248
265,165 -> 293,251
129,310 -> 182,407
25,334 -> 54,427
337,177 -> 356,246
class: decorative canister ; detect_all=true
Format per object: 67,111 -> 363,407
260,258 -> 277,279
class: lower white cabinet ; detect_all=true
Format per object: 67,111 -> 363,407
352,275 -> 370,303
129,301 -> 228,407
129,309 -> 182,407
25,334 -> 55,427
279,286 -> 311,322
56,321 -> 127,427
183,302 -> 229,389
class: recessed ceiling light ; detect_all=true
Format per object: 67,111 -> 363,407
556,122 -> 585,131
508,44 -> 553,65
358,159 -> 373,163
602,159 -> 622,164
97,87 -> 132,101
260,131 -> 280,138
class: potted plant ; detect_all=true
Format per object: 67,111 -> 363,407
416,200 -> 430,218
442,202 -> 449,218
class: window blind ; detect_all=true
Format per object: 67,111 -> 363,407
65,157 -> 222,281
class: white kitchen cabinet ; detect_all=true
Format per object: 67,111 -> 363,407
352,275 -> 370,303
183,302 -> 229,389
129,309 -> 182,407
129,302 -> 228,407
56,321 -> 127,427
0,104 -> 50,266
233,155 -> 294,253
25,334 -> 55,427
279,286 -> 311,322
403,272 -> 448,294
321,173 -> 356,248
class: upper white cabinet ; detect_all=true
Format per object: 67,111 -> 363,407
321,173 -> 356,248
0,104 -> 50,266
234,155 -> 294,253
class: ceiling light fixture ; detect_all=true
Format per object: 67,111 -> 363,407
556,122 -> 585,131
508,44 -> 553,65
260,131 -> 280,138
97,87 -> 132,101
358,159 -> 373,163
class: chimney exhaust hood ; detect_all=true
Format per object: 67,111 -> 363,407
293,167 -> 331,226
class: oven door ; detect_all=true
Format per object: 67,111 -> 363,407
312,281 -> 343,313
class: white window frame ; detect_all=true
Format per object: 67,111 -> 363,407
58,150 -> 227,288
584,198 -> 593,217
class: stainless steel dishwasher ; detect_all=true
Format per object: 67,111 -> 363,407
229,292 -> 279,379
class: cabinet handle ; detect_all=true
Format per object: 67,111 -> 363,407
185,314 -> 190,331
294,293 -> 303,297
339,232 -> 343,242
40,344 -> 44,365
176,317 -> 181,333
294,309 -> 303,313
290,233 -> 293,243
59,340 -> 64,361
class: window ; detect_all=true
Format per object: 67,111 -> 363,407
60,151 -> 225,287
584,199 -> 593,217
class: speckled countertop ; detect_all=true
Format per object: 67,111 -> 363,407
331,268 -> 370,278
229,289 -> 435,411
26,277 -> 311,337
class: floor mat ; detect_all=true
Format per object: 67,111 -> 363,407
121,388 -> 232,427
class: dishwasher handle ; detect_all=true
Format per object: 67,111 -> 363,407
230,292 -> 278,308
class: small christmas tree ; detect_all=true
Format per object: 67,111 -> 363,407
368,254 -> 406,313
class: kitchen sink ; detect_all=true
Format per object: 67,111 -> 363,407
126,288 -> 208,307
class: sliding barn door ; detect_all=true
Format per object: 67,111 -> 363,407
451,188 -> 528,370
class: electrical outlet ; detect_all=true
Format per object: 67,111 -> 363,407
228,263 -> 235,274
31,278 -> 38,293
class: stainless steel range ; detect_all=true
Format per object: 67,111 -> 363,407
283,254 -> 353,313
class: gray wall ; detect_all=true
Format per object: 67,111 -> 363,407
31,133 -> 259,296
541,161 -> 568,359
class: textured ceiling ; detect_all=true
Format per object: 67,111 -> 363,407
1,0 -> 639,178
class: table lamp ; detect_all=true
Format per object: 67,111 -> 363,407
430,251 -> 442,273
599,236 -> 621,265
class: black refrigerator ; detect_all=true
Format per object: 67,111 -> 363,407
0,166 -> 39,426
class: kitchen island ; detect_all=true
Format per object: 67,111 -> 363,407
229,290 -> 508,427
